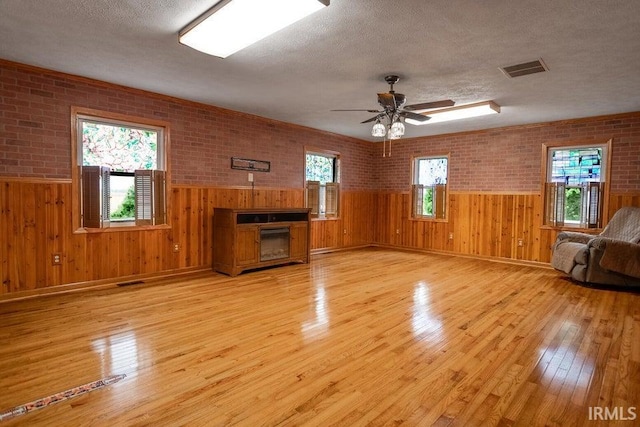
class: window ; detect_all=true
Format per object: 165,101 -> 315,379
543,141 -> 611,228
305,150 -> 340,218
412,156 -> 448,219
72,108 -> 168,229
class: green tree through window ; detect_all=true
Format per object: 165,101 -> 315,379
413,156 -> 448,219
565,188 -> 582,221
423,188 -> 434,216
111,186 -> 136,219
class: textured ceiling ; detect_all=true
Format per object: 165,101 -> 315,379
1,0 -> 640,141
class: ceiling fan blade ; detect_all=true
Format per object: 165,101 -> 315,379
331,109 -> 381,113
377,93 -> 397,109
403,99 -> 455,111
361,114 -> 385,124
399,111 -> 431,123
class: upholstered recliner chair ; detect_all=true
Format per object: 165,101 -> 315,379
551,206 -> 640,287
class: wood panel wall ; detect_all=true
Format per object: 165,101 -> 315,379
0,179 -> 374,296
310,191 -> 376,251
2,178 -> 638,297
373,191 -> 640,264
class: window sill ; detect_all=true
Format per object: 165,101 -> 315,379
74,224 -> 171,234
410,217 -> 448,223
311,217 -> 340,222
539,225 -> 602,233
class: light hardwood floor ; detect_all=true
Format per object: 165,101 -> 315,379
1,248 -> 638,426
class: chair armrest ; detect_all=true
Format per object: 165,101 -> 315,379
587,237 -> 611,250
593,238 -> 640,279
556,231 -> 595,245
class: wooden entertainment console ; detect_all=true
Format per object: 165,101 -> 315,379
212,208 -> 311,276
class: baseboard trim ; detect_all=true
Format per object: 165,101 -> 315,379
311,244 -> 371,256
0,266 -> 211,303
1,247 -> 553,302
369,244 -> 554,269
313,243 -> 553,269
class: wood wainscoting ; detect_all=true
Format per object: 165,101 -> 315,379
373,191 -> 640,264
2,178 -> 638,298
0,179 -> 374,296
310,191 -> 376,252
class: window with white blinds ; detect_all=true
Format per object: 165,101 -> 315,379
305,151 -> 340,218
543,142 -> 610,228
73,108 -> 168,229
412,156 -> 448,220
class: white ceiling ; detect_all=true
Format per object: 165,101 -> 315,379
2,0 -> 640,141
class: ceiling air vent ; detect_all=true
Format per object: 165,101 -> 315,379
500,59 -> 548,78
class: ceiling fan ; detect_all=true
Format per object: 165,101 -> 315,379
332,75 -> 455,129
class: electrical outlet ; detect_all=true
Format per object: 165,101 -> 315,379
52,253 -> 62,265
248,172 -> 254,182
517,239 -> 524,247
343,229 -> 347,235
448,232 -> 454,240
173,243 -> 180,252
396,229 -> 400,235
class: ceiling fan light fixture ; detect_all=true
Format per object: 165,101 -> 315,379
388,130 -> 402,140
388,120 -> 405,139
371,121 -> 386,137
405,101 -> 500,125
179,0 -> 329,58
390,120 -> 405,136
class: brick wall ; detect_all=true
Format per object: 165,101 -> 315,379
373,114 -> 640,193
0,61 -> 375,190
2,60 -> 639,194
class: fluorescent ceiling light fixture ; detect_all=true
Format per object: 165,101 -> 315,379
405,101 -> 501,125
179,0 -> 329,58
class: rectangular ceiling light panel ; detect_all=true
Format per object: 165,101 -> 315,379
405,101 -> 501,125
179,0 -> 329,58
